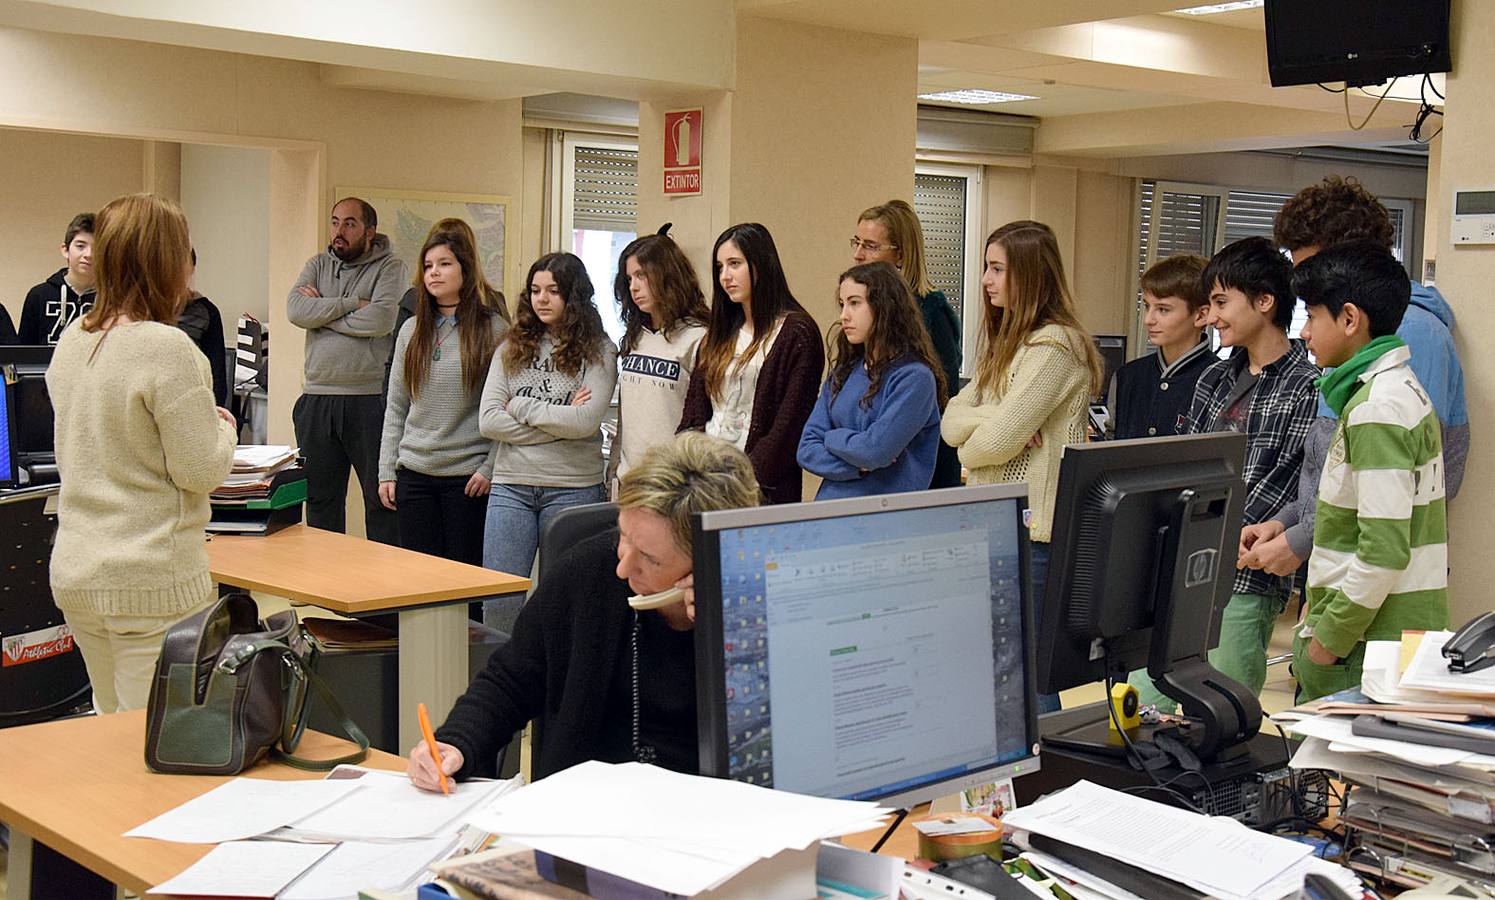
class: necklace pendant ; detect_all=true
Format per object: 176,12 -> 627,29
433,347 -> 442,361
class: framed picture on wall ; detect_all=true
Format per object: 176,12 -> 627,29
334,186 -> 516,302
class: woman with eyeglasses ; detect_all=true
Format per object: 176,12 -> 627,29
941,220 -> 1104,712
851,200 -> 962,488
678,222 -> 824,505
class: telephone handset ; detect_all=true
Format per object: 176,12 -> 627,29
627,587 -> 686,611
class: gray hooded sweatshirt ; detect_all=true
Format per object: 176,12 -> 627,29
287,234 -> 409,395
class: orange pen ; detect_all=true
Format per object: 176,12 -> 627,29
417,702 -> 450,796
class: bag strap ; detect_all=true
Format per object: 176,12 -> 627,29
271,665 -> 370,772
218,639 -> 371,772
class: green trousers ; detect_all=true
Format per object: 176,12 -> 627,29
1292,634 -> 1366,703
1127,591 -> 1284,711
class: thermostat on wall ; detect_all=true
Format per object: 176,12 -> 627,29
1452,189 -> 1495,244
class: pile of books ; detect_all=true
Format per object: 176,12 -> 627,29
1279,630 -> 1495,893
211,445 -> 299,504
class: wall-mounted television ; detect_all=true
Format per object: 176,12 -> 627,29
1265,0 -> 1452,88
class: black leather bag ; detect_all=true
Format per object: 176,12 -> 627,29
144,592 -> 369,775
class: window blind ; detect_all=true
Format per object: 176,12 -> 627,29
572,145 -> 638,232
913,172 -> 967,325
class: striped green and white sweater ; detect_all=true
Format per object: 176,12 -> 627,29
1302,344 -> 1448,658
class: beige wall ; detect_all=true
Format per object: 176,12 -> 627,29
974,162 -> 1134,339
1071,170 -> 1134,337
1430,0 -> 1494,627
0,26 -> 525,451
725,15 -> 917,328
0,128 -> 144,327
638,17 -> 916,332
180,143 -> 272,327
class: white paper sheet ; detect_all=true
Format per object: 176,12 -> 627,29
286,769 -> 513,841
279,836 -> 457,899
471,760 -> 888,857
1001,780 -> 1311,900
149,841 -> 333,898
1401,630 -> 1495,697
468,761 -> 891,895
123,778 -> 364,844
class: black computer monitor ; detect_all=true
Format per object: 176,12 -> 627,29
693,484 -> 1041,807
0,346 -> 55,469
1036,432 -> 1259,762
0,375 -> 18,488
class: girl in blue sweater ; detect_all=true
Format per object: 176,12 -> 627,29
798,262 -> 945,499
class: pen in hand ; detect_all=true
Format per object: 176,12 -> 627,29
417,702 -> 450,796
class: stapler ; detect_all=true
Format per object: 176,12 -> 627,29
1443,611 -> 1495,674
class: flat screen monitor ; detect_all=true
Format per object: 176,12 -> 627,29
1265,0 -> 1451,88
1092,334 -> 1126,405
0,375 -> 17,488
0,346 -> 54,464
694,485 -> 1040,807
1036,433 -> 1258,760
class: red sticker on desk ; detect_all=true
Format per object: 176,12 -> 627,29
3,623 -> 77,667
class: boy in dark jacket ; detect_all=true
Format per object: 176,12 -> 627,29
19,213 -> 95,345
1113,254 -> 1212,440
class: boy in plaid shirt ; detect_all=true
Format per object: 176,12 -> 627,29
1131,237 -> 1319,707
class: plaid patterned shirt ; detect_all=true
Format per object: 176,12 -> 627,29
1187,340 -> 1320,598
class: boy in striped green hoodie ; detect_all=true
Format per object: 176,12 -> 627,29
1292,241 -> 1448,701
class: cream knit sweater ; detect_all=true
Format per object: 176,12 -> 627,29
941,324 -> 1091,542
46,320 -> 237,617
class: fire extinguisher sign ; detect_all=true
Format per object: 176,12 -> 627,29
663,108 -> 703,196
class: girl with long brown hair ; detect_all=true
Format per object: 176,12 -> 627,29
478,252 -> 617,628
851,200 -> 963,488
940,220 -> 1103,712
677,223 -> 824,504
45,193 -> 237,713
797,262 -> 944,499
610,232 -> 709,485
377,226 -> 509,568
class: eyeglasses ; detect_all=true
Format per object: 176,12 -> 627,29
849,237 -> 899,254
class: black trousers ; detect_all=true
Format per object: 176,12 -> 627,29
394,468 -> 486,566
292,393 -> 399,545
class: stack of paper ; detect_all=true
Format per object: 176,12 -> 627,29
1278,632 -> 1495,891
213,444 -> 300,502
467,760 -> 892,897
1001,780 -> 1361,900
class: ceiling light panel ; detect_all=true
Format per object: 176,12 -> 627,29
917,89 -> 1039,105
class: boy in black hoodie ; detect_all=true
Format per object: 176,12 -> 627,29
19,213 -> 96,345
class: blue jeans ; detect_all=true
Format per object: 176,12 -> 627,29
1029,541 -> 1061,714
482,482 -> 607,634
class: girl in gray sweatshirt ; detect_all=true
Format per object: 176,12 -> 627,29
478,252 -> 617,630
378,226 -> 508,568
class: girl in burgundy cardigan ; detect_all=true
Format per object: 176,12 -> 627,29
678,223 -> 824,504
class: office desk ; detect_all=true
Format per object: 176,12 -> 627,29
207,524 -> 530,751
0,709 -> 405,900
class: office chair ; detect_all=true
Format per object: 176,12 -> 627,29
537,502 -> 619,576
493,501 -> 619,780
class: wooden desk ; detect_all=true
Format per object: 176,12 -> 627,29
0,709 -> 405,899
207,524 -> 530,751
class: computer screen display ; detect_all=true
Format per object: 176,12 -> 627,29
0,376 -> 17,487
0,347 -> 54,462
694,485 -> 1039,807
